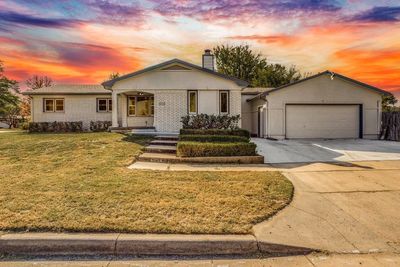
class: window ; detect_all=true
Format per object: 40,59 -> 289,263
44,98 -> 64,112
188,91 -> 197,114
97,98 -> 112,112
128,96 -> 154,116
219,91 -> 229,114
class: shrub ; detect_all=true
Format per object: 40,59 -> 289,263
20,121 -> 29,130
28,121 -> 83,133
90,121 -> 112,132
180,128 -> 250,138
181,114 -> 240,130
179,134 -> 249,143
177,142 -> 257,157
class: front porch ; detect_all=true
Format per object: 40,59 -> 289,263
111,90 -> 154,129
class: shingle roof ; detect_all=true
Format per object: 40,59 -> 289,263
102,58 -> 249,88
241,87 -> 274,95
22,84 -> 110,95
259,71 -> 391,97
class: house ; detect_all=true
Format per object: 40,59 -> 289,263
24,50 -> 246,133
24,50 -> 390,139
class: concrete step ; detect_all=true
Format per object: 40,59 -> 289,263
144,145 -> 177,154
155,135 -> 179,141
138,152 -> 265,164
138,152 -> 179,163
150,140 -> 178,146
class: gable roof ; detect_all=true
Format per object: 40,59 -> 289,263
22,84 -> 110,95
102,58 -> 249,88
252,71 -> 391,100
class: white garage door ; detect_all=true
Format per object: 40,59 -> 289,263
286,105 -> 360,139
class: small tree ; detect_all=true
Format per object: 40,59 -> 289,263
382,94 -> 398,112
19,98 -> 31,118
2,103 -> 20,128
26,75 -> 52,90
0,61 -> 21,128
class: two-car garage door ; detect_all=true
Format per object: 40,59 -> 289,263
286,104 -> 360,139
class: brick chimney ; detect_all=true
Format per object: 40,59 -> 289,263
202,49 -> 214,71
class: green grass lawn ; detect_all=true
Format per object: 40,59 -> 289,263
0,132 -> 293,234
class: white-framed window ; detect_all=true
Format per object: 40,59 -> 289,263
44,98 -> 64,112
219,91 -> 229,114
97,98 -> 112,112
128,96 -> 154,116
188,90 -> 197,114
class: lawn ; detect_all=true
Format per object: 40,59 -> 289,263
0,132 -> 293,234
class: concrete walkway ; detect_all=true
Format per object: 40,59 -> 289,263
1,253 -> 400,266
253,160 -> 400,254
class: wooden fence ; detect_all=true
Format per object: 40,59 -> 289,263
380,112 -> 400,141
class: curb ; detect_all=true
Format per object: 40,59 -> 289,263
0,233 -> 314,257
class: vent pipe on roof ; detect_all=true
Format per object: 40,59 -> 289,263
202,49 -> 215,71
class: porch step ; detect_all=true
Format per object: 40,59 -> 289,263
138,152 -> 179,163
150,140 -> 178,146
132,128 -> 156,135
144,145 -> 177,154
155,135 -> 179,141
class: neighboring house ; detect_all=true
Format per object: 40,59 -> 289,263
23,50 -> 390,139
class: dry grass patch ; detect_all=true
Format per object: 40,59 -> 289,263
0,132 -> 293,234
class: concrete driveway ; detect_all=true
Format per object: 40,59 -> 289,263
252,138 -> 400,164
253,160 -> 400,253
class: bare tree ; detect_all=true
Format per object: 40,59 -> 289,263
26,75 -> 53,90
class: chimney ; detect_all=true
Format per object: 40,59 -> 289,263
202,49 -> 214,71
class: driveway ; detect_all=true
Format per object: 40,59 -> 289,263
253,160 -> 400,253
252,138 -> 400,164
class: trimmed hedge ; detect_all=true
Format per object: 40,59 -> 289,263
181,114 -> 240,130
90,121 -> 112,132
28,121 -> 83,132
179,134 -> 249,143
180,129 -> 250,138
177,142 -> 257,157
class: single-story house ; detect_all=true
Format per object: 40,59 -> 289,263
24,50 -> 390,139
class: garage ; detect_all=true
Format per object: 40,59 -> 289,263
286,104 -> 361,139
243,71 -> 389,140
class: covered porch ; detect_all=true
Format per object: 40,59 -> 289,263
112,90 -> 154,129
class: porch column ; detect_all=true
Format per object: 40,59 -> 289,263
112,91 -> 119,127
121,94 -> 128,127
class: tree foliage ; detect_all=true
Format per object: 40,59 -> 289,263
26,75 -> 52,90
382,93 -> 399,112
0,61 -> 20,128
108,72 -> 120,80
213,44 -> 303,87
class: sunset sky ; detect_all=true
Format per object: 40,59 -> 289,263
0,0 -> 399,97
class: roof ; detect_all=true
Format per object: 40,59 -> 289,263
102,58 -> 249,88
253,70 -> 391,100
241,87 -> 274,95
22,84 -> 111,95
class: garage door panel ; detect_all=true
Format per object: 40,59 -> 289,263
286,105 -> 359,139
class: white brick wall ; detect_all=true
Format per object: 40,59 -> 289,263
230,90 -> 242,127
31,95 -> 112,130
154,90 -> 187,132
